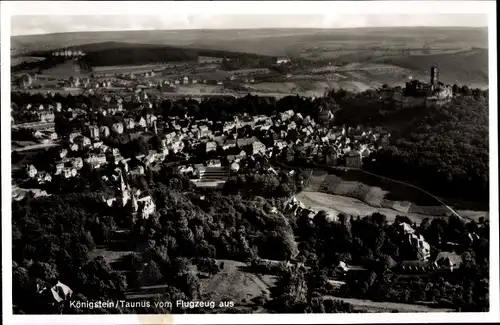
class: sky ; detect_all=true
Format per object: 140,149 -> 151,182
11,14 -> 488,37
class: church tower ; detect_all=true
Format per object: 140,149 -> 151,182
118,171 -> 130,207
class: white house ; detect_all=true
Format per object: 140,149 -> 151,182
26,165 -> 38,178
99,126 -> 110,138
111,122 -> 124,134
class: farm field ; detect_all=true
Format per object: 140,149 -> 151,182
93,64 -> 170,75
12,27 -> 489,89
296,191 -> 439,223
301,168 -> 489,222
11,56 -> 46,66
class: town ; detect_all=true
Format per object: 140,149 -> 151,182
9,23 -> 491,316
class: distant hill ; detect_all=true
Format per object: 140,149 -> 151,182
375,49 -> 488,86
11,27 -> 489,87
11,27 -> 488,56
12,41 -> 275,75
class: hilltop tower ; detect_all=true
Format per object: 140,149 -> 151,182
430,66 -> 439,86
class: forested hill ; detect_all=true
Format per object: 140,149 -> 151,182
14,41 -> 275,69
327,88 -> 489,208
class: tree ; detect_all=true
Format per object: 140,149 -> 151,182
29,262 -> 59,281
134,136 -> 150,155
54,116 -> 73,137
140,260 -> 163,286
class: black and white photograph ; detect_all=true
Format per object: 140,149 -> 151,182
1,1 -> 498,324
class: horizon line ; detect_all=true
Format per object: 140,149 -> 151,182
12,25 -> 488,37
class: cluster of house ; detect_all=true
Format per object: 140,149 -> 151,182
395,222 -> 470,273
65,76 -> 115,89
189,109 -> 385,169
17,88 -> 387,194
23,107 -> 167,185
34,279 -> 74,313
16,88 -> 387,199
279,200 -> 466,275
284,195 -> 339,223
12,103 -> 58,125
51,49 -> 85,57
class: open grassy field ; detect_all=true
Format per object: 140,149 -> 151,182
11,56 -> 46,66
297,191 -> 449,223
93,64 -> 171,75
200,259 -> 276,310
122,258 -> 276,312
33,60 -> 92,77
301,169 -> 489,222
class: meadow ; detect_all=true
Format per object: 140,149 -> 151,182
298,168 -> 489,223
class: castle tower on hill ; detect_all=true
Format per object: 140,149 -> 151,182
430,66 -> 439,87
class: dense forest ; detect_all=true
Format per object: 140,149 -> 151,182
16,44 -> 273,70
331,87 -> 489,207
12,163 -> 490,313
364,96 -> 489,205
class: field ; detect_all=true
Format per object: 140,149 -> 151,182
121,258 -> 276,312
247,78 -> 372,95
11,56 -> 45,66
12,27 -> 487,56
93,64 -> 171,75
300,169 -> 489,222
297,191 -> 438,223
12,27 -> 489,90
33,60 -> 91,77
200,259 -> 276,312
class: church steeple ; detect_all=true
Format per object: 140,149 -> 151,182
118,170 -> 130,207
119,171 -> 127,193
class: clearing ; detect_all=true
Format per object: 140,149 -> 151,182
302,169 -> 488,222
124,258 -> 277,313
11,56 -> 46,67
297,191 -> 442,223
200,259 -> 277,306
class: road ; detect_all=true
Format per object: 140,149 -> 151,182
12,142 -> 60,152
159,91 -> 296,99
13,88 -> 297,99
357,168 -> 465,220
12,122 -> 55,131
